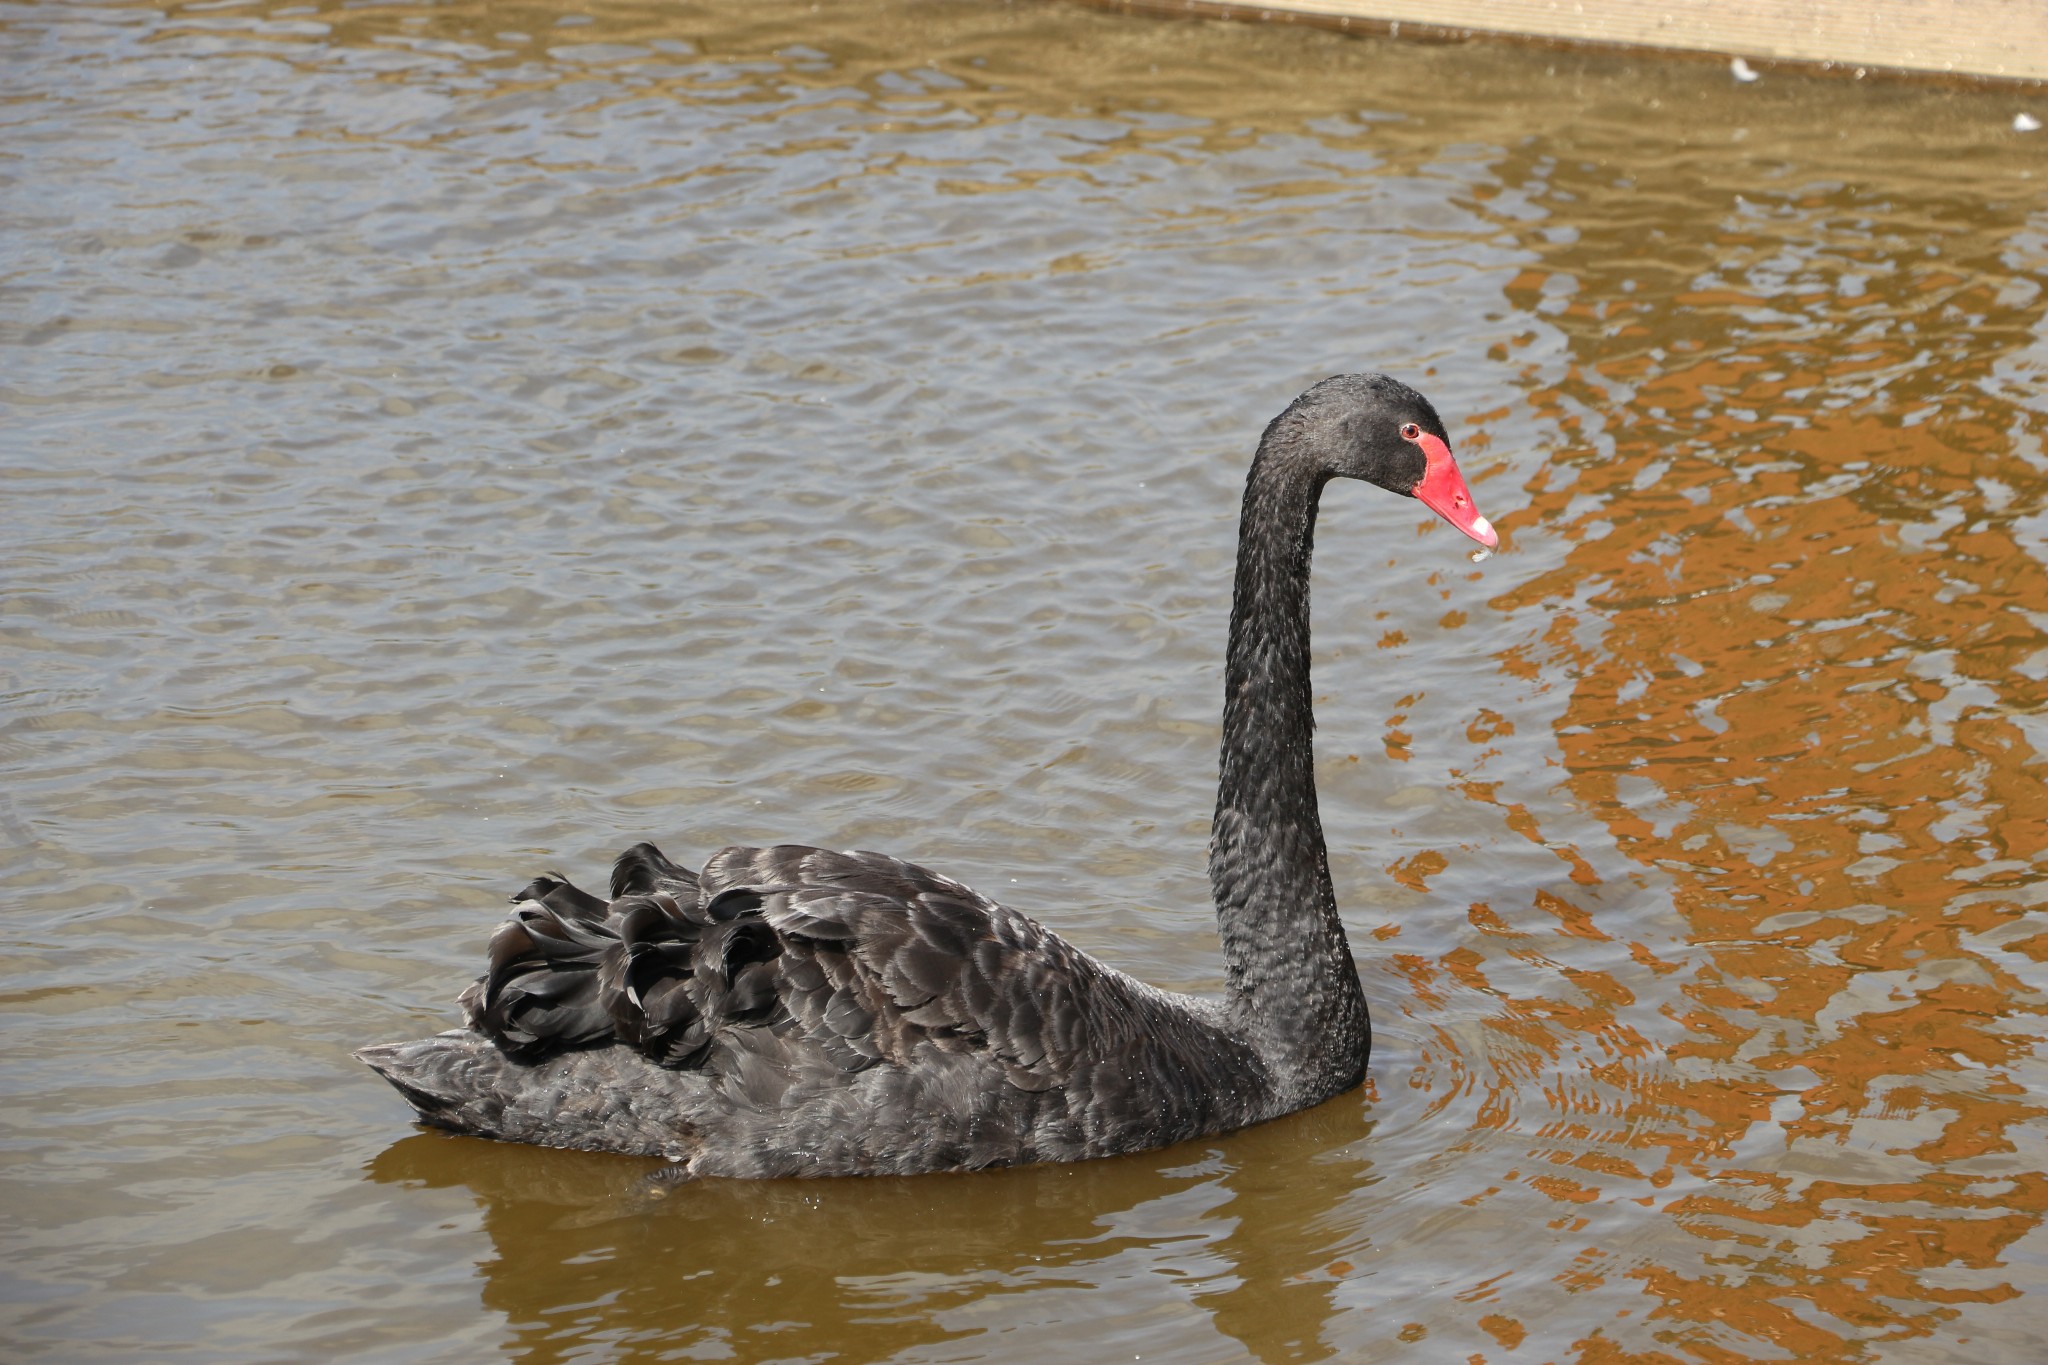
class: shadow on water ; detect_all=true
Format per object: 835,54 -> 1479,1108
368,1095 -> 1380,1364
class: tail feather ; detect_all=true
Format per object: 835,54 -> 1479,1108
357,1031 -> 696,1158
356,1033 -> 505,1133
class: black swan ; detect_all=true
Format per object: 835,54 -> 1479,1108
359,374 -> 1497,1176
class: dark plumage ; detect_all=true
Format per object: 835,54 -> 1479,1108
358,374 -> 1498,1177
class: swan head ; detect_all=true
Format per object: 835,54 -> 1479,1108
1285,374 -> 1498,550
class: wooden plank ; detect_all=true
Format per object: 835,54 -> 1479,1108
1093,0 -> 2048,83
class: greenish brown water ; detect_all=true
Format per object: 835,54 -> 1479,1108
4,2 -> 2046,1361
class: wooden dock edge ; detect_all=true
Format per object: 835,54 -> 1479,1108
1082,0 -> 2048,85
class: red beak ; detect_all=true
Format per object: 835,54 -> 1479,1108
1411,432 -> 1496,549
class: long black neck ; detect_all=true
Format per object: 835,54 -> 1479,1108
1210,436 -> 1369,1106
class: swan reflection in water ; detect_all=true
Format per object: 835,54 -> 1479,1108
368,1095 -> 1382,1364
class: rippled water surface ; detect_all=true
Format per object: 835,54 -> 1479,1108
5,1 -> 2047,1360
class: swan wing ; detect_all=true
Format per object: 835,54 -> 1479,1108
461,843 -> 1112,1093
713,846 -> 1099,1091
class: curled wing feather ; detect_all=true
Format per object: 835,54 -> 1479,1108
460,843 -> 1119,1092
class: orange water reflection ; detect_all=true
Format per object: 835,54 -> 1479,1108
1444,147 -> 2048,1361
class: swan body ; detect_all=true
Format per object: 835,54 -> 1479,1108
360,374 -> 1497,1176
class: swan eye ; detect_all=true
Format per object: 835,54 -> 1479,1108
1399,423 -> 1421,441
